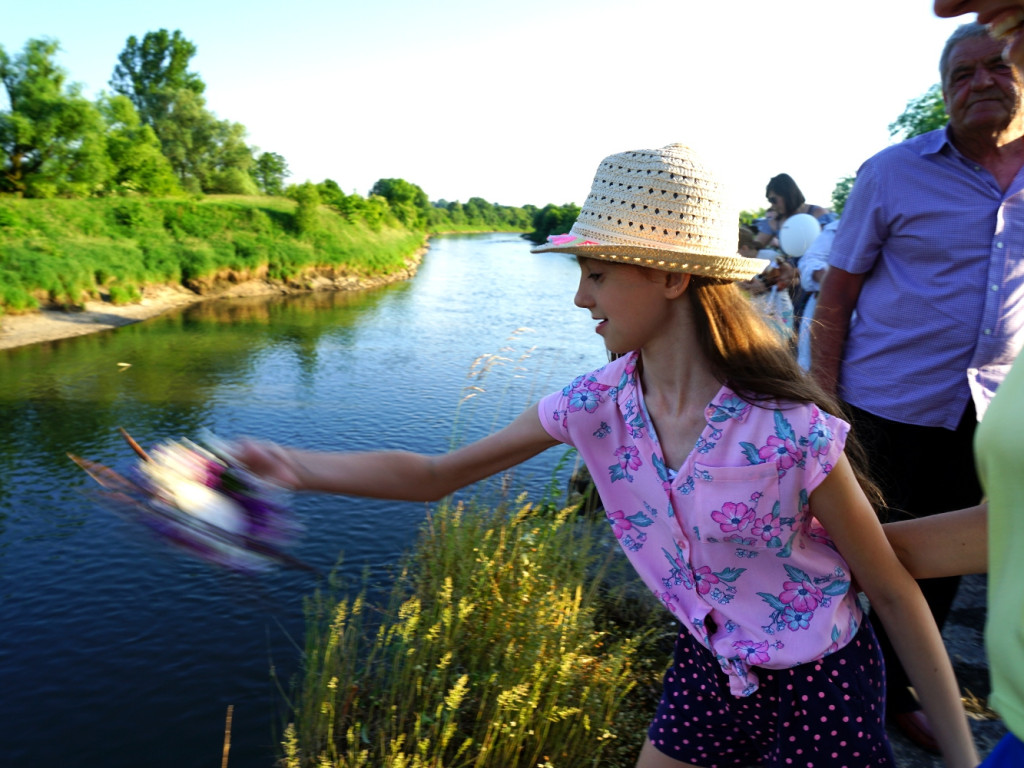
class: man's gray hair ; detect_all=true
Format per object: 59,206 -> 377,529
940,22 -> 996,84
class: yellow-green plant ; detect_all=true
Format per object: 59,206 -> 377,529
282,500 -> 662,768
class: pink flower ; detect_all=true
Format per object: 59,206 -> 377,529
606,509 -> 631,539
758,435 -> 801,470
693,565 -> 720,595
711,501 -> 754,532
614,445 -> 642,471
779,579 -> 824,613
733,639 -> 771,665
752,513 -> 782,542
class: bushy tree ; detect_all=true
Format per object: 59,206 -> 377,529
831,175 -> 856,216
370,177 -> 430,228
0,38 -> 111,197
889,83 -> 947,140
98,93 -> 180,196
291,181 -> 321,234
110,30 -> 255,194
446,200 -> 467,226
110,29 -> 205,129
528,203 -> 581,243
252,151 -> 289,195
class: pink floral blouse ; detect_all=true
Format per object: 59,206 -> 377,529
538,351 -> 863,696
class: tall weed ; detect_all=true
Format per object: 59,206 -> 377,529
283,501 -> 658,768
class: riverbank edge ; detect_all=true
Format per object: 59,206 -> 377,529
0,247 -> 426,352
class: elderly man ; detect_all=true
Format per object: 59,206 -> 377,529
812,21 -> 1024,755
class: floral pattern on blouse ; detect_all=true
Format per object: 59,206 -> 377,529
539,351 -> 861,696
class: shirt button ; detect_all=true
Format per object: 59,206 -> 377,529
997,242 -> 1004,248
992,284 -> 1000,291
984,328 -> 993,335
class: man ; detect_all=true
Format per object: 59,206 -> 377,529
811,21 -> 1024,755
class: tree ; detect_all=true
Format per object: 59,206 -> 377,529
110,29 -> 205,130
98,93 -> 180,196
291,181 -> 321,234
831,175 -> 856,216
889,83 -> 947,140
739,208 -> 766,228
252,151 -> 289,195
110,30 -> 255,194
528,203 -> 581,243
370,177 -> 430,227
0,38 -> 111,197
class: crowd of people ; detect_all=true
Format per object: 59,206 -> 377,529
228,4 -> 1024,768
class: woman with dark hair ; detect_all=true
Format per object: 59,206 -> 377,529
755,173 -> 835,249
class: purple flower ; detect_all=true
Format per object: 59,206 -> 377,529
808,417 -> 833,457
783,606 -> 813,631
568,388 -> 603,413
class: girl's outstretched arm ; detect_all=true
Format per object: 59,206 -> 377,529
234,403 -> 559,502
884,504 -> 988,579
811,454 -> 980,768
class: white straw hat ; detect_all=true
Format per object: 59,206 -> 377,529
532,144 -> 768,281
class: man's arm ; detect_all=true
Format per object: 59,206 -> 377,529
809,266 -> 865,396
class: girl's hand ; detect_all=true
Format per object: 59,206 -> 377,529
231,438 -> 306,491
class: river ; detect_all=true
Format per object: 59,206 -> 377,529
0,233 -> 608,767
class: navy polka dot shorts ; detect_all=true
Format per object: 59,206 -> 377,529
647,618 -> 895,767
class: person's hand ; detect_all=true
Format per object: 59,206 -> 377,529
231,438 -> 306,491
775,260 -> 796,290
740,277 -> 768,295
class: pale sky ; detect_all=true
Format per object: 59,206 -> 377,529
5,1 -> 966,212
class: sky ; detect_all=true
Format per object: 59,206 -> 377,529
4,1 -> 967,213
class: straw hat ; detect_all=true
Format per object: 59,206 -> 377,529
532,144 -> 768,281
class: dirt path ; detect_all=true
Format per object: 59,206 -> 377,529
889,572 -> 1007,766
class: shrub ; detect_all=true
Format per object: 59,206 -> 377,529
282,501 -> 660,768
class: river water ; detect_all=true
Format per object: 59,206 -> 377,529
0,233 -> 608,767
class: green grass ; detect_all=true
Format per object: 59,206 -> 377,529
279,498 -> 669,768
0,196 -> 425,315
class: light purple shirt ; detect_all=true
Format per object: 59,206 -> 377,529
828,126 -> 1024,429
538,352 -> 860,697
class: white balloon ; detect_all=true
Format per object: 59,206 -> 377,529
779,213 -> 822,258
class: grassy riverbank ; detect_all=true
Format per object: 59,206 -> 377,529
280,497 -> 670,768
0,195 -> 429,316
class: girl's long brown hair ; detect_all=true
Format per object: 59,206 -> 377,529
688,276 -> 884,510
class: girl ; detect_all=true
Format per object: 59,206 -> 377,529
236,145 -> 978,768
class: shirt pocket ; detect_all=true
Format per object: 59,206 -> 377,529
689,461 -> 784,552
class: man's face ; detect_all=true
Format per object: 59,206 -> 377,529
943,33 -> 1024,134
935,2 -> 1024,67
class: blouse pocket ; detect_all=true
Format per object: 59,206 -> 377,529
688,461 -> 785,552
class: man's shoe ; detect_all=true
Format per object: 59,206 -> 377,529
890,709 -> 940,755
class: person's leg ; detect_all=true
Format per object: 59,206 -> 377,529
645,631 -> 760,767
765,619 -> 896,768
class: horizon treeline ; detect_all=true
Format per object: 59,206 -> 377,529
0,30 -> 579,240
